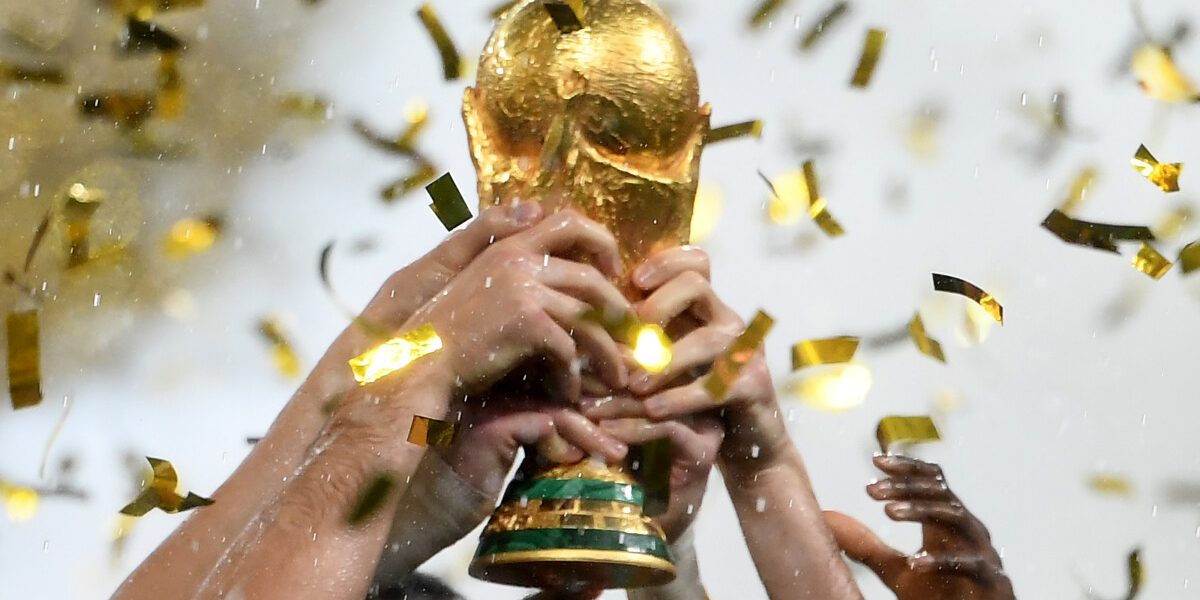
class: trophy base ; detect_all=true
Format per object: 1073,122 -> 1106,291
469,547 -> 677,590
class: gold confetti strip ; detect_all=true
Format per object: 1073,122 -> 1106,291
0,482 -> 39,522
62,183 -> 104,268
907,312 -> 945,363
0,61 -> 66,85
490,0 -> 520,19
791,336 -> 859,370
352,100 -> 430,156
22,211 -> 52,273
1049,89 -> 1069,132
542,0 -> 585,33
1131,243 -> 1173,280
383,161 -> 439,201
1041,209 -> 1155,254
789,364 -> 872,412
1153,205 -> 1193,240
1088,473 -> 1134,498
119,457 -> 214,516
802,160 -> 845,236
748,0 -> 789,28
799,1 -> 849,51
876,416 -> 941,454
277,94 -> 332,121
257,318 -> 302,379
632,324 -> 673,374
906,109 -> 940,160
111,514 -> 137,562
1130,144 -> 1182,193
7,310 -> 43,411
1059,167 -> 1097,215
1131,44 -> 1199,104
79,91 -> 156,128
407,415 -> 459,448
156,52 -> 185,120
163,216 -> 221,260
119,16 -> 185,54
426,172 -> 473,230
689,184 -> 722,244
1180,240 -> 1200,275
347,474 -> 396,525
416,3 -> 463,81
849,28 -> 887,88
349,324 -> 444,385
932,274 -> 1003,325
705,120 -> 763,145
1090,548 -> 1145,600
703,311 -> 775,400
762,169 -> 807,225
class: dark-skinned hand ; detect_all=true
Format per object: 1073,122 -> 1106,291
824,455 -> 1015,600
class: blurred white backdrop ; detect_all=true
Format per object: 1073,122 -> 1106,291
3,0 -> 1200,598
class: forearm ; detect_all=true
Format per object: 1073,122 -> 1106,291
116,349 -> 450,600
722,447 -> 862,600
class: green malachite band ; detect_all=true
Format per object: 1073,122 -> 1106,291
476,529 -> 671,561
501,478 -> 645,506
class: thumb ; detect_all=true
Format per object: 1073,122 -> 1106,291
431,200 -> 543,270
823,510 -> 908,586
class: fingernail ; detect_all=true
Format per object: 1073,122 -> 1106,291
512,201 -> 541,225
890,501 -> 913,514
607,440 -> 628,460
633,265 -> 654,287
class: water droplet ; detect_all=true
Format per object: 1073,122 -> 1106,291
93,293 -> 101,307
755,497 -> 767,512
686,504 -> 695,515
484,276 -> 493,288
750,444 -> 760,458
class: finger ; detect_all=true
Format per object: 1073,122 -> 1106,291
534,428 -> 585,465
884,501 -> 991,545
822,511 -> 908,584
519,210 -> 623,277
867,478 -> 954,503
632,246 -> 711,290
873,454 -> 945,479
428,201 -> 544,272
642,382 -> 718,421
580,395 -> 649,420
637,270 -> 736,327
538,257 -> 632,317
553,409 -> 628,463
538,287 -> 628,391
630,326 -> 734,396
908,553 -> 995,579
523,311 -> 582,404
603,417 -> 723,465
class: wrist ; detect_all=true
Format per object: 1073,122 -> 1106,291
719,441 -> 803,494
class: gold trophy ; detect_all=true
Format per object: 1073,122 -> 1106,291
463,0 -> 710,591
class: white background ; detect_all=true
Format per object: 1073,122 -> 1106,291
3,0 -> 1200,598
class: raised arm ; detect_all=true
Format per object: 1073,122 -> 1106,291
585,247 -> 863,600
115,209 -> 632,600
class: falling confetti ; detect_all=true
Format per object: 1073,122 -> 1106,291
257,318 -> 302,379
689,184 -> 722,243
849,28 -> 887,88
426,173 -> 473,230
748,0 -> 789,28
798,1 -> 849,51
791,336 -> 860,370
907,312 -> 946,363
119,457 -> 214,516
349,324 -> 444,385
705,120 -> 764,145
1088,473 -> 1134,498
163,216 -> 221,260
347,474 -> 396,526
417,3 -> 463,81
1180,240 -> 1200,275
407,415 -> 459,447
1059,167 -> 1098,215
704,311 -> 774,400
1131,44 -> 1199,103
1041,209 -> 1155,254
1130,243 -> 1173,280
6,310 -> 42,410
931,273 -> 1003,325
1130,144 -> 1182,193
876,416 -> 941,454
790,364 -> 872,412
